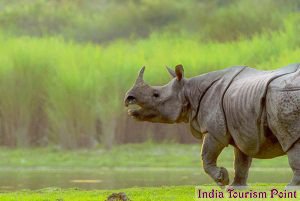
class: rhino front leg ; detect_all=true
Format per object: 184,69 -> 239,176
201,134 -> 229,187
231,148 -> 252,187
287,139 -> 300,188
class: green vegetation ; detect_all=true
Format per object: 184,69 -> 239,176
0,16 -> 299,148
0,143 -> 288,169
0,1 -> 299,148
0,185 -> 293,201
0,186 -> 199,201
0,0 -> 297,43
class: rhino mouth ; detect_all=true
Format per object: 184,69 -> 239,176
127,104 -> 142,116
126,103 -> 158,121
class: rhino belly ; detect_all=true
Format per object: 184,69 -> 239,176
251,131 -> 285,159
267,83 -> 300,152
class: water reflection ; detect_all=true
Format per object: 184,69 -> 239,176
0,168 -> 292,191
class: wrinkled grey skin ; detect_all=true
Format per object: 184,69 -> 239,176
124,64 -> 300,189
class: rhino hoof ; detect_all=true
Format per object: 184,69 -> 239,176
216,167 -> 229,187
285,185 -> 300,190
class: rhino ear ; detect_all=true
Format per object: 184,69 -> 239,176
166,66 -> 176,78
175,64 -> 184,81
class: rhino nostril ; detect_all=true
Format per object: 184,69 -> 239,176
127,96 -> 136,102
125,95 -> 137,106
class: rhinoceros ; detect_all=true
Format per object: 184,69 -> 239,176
124,63 -> 300,188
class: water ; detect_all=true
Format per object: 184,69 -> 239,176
0,168 -> 292,191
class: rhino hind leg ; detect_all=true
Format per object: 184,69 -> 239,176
230,148 -> 252,188
287,139 -> 300,188
201,134 -> 229,187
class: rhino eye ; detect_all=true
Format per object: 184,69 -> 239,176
153,92 -> 160,98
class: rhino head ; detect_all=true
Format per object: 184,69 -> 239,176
124,65 -> 190,123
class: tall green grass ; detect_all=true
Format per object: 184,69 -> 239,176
0,15 -> 299,148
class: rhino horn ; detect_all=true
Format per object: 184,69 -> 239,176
135,66 -> 145,85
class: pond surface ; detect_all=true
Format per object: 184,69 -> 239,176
0,167 -> 292,191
